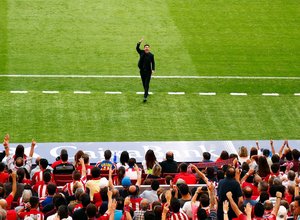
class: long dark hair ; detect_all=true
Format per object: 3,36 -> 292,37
145,150 -> 157,170
117,167 -> 126,185
120,151 -> 129,166
15,145 -> 25,160
257,156 -> 271,178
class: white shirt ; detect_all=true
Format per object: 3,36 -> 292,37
182,201 -> 200,219
47,213 -> 73,220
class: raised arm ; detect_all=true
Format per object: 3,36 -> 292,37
134,164 -> 142,186
191,187 -> 202,204
108,167 -> 114,189
271,191 -> 282,216
29,139 -> 36,157
190,164 -> 209,184
208,182 -> 217,209
270,139 -> 276,155
11,171 -> 17,198
278,140 -> 286,158
226,191 -> 242,217
136,37 -> 143,54
79,158 -> 86,178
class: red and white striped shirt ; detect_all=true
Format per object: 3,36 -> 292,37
129,197 -> 143,211
169,212 -> 189,220
62,177 -> 87,196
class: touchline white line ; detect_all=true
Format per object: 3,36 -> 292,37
42,91 -> 59,94
199,92 -> 216,96
105,91 -> 122,94
0,74 -> 300,80
136,92 -> 153,95
74,91 -> 91,94
168,92 -> 185,95
230,93 -> 248,96
262,93 -> 279,96
10,91 -> 28,94
294,93 -> 300,96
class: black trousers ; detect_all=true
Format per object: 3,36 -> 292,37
140,71 -> 152,98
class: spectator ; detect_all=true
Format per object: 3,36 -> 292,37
216,150 -> 229,162
114,166 -> 126,185
133,198 -> 149,219
72,193 -> 90,220
53,149 -> 75,174
41,183 -> 57,208
96,150 -> 115,171
74,150 -> 84,169
0,162 -> 8,183
242,186 -> 257,206
178,183 -> 191,207
32,158 -> 50,184
140,180 -> 159,203
18,196 -> 44,219
125,158 -> 140,180
160,151 -> 178,174
76,153 -> 93,175
116,151 -> 130,169
44,193 -> 68,219
238,146 -> 249,164
142,150 -> 157,174
173,163 -> 196,184
146,163 -> 162,179
257,156 -> 271,178
85,167 -> 101,201
217,166 -> 243,220
202,152 -> 213,162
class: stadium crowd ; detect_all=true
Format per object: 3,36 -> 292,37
0,134 -> 299,220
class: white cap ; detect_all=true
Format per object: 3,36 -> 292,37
99,177 -> 109,188
276,206 -> 287,220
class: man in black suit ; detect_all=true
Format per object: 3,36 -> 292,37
136,37 -> 155,102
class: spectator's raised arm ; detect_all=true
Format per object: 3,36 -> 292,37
190,164 -> 209,184
270,139 -> 276,155
271,191 -> 282,216
134,164 -> 142,186
226,191 -> 243,217
108,167 -> 114,189
79,157 -> 86,177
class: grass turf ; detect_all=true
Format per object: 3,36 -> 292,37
0,0 -> 300,142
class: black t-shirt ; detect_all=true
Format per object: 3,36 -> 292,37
217,177 -> 243,220
72,207 -> 87,220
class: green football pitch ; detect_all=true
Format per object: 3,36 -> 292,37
0,0 -> 299,142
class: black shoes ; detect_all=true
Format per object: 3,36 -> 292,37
143,97 -> 147,102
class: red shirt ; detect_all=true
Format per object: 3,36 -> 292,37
76,164 -> 93,175
51,160 -> 63,169
19,208 -> 44,220
6,194 -> 14,210
173,172 -> 197,184
129,197 -> 143,211
242,182 -> 260,197
7,210 -> 17,220
0,172 -> 9,183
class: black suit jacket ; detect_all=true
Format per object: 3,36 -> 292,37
136,42 -> 155,73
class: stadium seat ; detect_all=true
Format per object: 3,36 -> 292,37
53,174 -> 73,186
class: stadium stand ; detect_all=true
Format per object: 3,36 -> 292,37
0,134 -> 300,219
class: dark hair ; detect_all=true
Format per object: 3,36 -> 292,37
179,184 -> 189,196
170,198 -> 180,213
43,170 -> 52,183
271,163 -> 280,174
206,167 -> 215,179
53,194 -> 67,209
61,153 -> 68,162
259,191 -> 269,203
117,167 -> 126,184
254,203 -> 264,217
179,163 -> 188,172
145,150 -> 156,170
91,167 -> 101,178
286,151 -> 293,161
243,187 -> 253,199
217,170 -> 224,180
144,211 -> 156,220
151,180 -> 160,191
74,150 -> 84,164
257,156 -> 270,178
39,158 -> 48,170
203,152 -> 211,161
17,168 -> 25,183
197,208 -> 208,219
30,196 -> 39,208
72,170 -> 81,181
220,151 -> 229,160
15,145 -> 25,160
229,153 -> 238,159
292,149 -> 300,160
104,150 -> 112,160
82,153 -> 90,164
0,163 -> 6,172
86,203 -> 97,218
263,149 -> 270,157
271,154 -> 280,164
57,205 -> 69,219
80,193 -> 91,208
249,147 -> 258,158
144,44 -> 150,48
120,151 -> 129,165
128,158 -> 136,167
47,183 -> 57,196
226,166 -> 235,178
116,196 -> 124,210
199,193 -> 209,207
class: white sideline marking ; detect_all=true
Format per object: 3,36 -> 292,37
136,92 -> 153,95
42,91 -> 59,94
262,93 -> 279,96
168,92 -> 185,95
10,90 -> 28,94
0,74 -> 300,80
74,91 -> 91,94
105,91 -> 122,94
230,93 -> 247,96
295,93 -> 300,96
199,92 -> 216,96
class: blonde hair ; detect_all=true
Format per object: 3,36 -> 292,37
152,163 -> 162,177
239,146 -> 248,157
